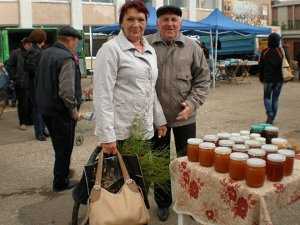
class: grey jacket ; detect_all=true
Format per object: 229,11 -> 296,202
147,32 -> 210,127
94,31 -> 166,144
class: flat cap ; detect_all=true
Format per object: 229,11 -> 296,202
58,26 -> 82,40
156,5 -> 182,18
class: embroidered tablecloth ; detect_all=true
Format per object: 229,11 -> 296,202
170,156 -> 300,225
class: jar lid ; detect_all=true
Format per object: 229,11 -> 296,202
272,138 -> 288,145
278,149 -> 295,157
265,126 -> 279,132
256,137 -> 266,144
203,135 -> 218,142
188,138 -> 203,145
217,132 -> 231,139
241,136 -> 251,141
199,142 -> 216,149
230,152 -> 249,161
262,144 -> 278,152
215,147 -> 232,155
219,140 -> 235,147
250,133 -> 261,139
245,140 -> 261,147
233,144 -> 248,152
230,136 -> 245,144
231,133 -> 241,137
240,130 -> 250,136
248,148 -> 266,157
267,153 -> 286,162
247,158 -> 266,167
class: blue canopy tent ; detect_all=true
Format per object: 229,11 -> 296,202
198,8 -> 271,87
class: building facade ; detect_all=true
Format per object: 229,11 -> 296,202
272,0 -> 300,60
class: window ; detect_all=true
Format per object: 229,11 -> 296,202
84,26 -> 109,57
82,0 -> 113,3
163,0 -> 187,8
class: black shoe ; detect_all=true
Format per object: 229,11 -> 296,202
36,135 -> 47,141
157,207 -> 169,222
266,116 -> 273,125
53,180 -> 78,192
43,129 -> 50,137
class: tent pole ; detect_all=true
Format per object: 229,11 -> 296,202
89,26 -> 93,72
214,29 -> 219,89
209,29 -> 214,88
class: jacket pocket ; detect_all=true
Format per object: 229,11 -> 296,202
176,73 -> 192,92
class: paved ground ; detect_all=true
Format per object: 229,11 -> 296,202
0,77 -> 299,225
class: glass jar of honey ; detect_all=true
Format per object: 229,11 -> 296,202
248,149 -> 266,160
262,144 -> 278,156
219,140 -> 235,148
278,149 -> 295,176
245,140 -> 262,149
230,136 -> 245,145
214,147 -> 232,173
229,152 -> 249,180
240,130 -> 250,136
199,142 -> 216,167
256,137 -> 266,145
264,126 -> 279,144
232,144 -> 248,153
267,154 -> 286,182
217,132 -> 231,140
272,138 -> 288,150
250,133 -> 261,140
246,158 -> 266,188
187,138 -> 203,162
203,135 -> 218,145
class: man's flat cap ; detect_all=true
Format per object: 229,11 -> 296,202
58,26 -> 82,40
156,5 -> 182,18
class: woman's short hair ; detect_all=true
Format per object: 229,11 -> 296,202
28,29 -> 47,44
119,0 -> 149,24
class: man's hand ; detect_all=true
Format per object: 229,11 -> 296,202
72,111 -> 82,121
101,142 -> 118,155
176,102 -> 193,121
157,125 -> 168,138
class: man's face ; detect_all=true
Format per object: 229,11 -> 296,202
157,14 -> 182,41
67,37 -> 79,53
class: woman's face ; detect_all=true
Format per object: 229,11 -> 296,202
121,8 -> 147,43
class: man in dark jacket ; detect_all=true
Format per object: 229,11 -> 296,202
24,29 -> 48,141
259,33 -> 283,124
296,51 -> 300,80
36,26 -> 82,192
6,38 -> 32,130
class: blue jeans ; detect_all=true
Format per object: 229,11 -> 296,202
264,82 -> 283,120
32,106 -> 46,138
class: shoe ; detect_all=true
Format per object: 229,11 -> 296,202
36,135 -> 47,141
19,125 -> 27,131
53,180 -> 79,192
157,207 -> 169,222
266,116 -> 273,125
43,128 -> 50,137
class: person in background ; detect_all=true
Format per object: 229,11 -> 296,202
147,5 -> 210,221
24,29 -> 48,141
296,50 -> 300,80
259,33 -> 284,125
6,38 -> 32,130
36,26 -> 82,192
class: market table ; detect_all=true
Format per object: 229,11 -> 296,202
170,156 -> 300,225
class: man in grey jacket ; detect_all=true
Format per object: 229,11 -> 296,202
147,5 -> 210,221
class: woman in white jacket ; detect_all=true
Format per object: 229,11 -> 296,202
94,1 -> 167,154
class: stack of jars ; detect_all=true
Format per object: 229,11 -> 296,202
186,129 -> 295,188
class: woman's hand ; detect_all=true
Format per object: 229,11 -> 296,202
158,125 -> 168,138
101,142 -> 118,155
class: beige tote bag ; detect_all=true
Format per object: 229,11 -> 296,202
82,150 -> 150,225
280,48 -> 294,82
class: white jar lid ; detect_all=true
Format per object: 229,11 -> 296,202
217,132 -> 231,139
233,144 -> 248,152
272,138 -> 288,145
267,153 -> 286,162
203,135 -> 218,142
245,140 -> 261,147
250,133 -> 261,139
278,149 -> 295,158
230,152 -> 249,161
199,142 -> 216,150
247,158 -> 266,167
248,149 -> 266,157
262,144 -> 278,152
241,136 -> 251,141
215,147 -> 232,155
265,126 -> 279,132
231,133 -> 241,137
256,137 -> 266,144
240,130 -> 250,136
188,138 -> 203,145
219,140 -> 235,147
230,136 -> 245,144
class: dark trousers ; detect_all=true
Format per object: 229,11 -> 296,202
151,123 -> 196,208
43,113 -> 76,188
15,87 -> 31,125
264,82 -> 283,121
